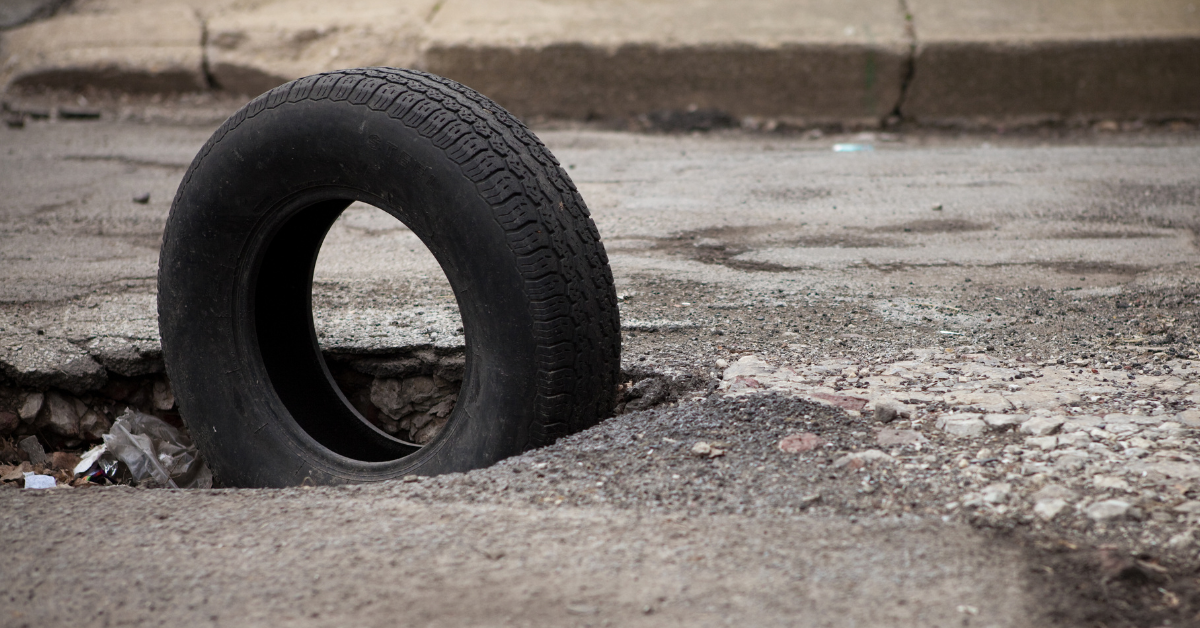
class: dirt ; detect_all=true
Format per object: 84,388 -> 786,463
1021,537 -> 1200,627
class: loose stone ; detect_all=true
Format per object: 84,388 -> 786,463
1020,415 -> 1065,436
1086,499 -> 1131,521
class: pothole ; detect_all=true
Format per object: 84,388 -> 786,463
311,201 -> 465,446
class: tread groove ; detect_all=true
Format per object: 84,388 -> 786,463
168,67 -> 620,451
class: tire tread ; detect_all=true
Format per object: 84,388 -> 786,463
168,67 -> 620,450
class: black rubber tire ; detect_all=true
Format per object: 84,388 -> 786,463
158,68 -> 620,488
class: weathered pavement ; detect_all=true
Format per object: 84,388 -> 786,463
2,116 -> 1200,625
5,490 -> 1029,627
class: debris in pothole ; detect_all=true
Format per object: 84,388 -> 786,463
22,472 -> 56,489
1,374 -> 180,449
324,348 -> 465,444
151,380 -> 174,411
18,392 -> 42,421
41,390 -> 83,439
369,375 -> 457,444
622,376 -> 669,412
0,344 -> 471,483
101,410 -> 211,489
18,435 -> 47,466
73,443 -> 106,476
0,463 -> 29,483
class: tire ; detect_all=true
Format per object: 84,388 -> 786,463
158,68 -> 620,488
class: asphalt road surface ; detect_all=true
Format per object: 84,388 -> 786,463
2,112 -> 1199,627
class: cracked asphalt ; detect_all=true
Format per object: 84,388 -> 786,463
2,106 -> 1200,626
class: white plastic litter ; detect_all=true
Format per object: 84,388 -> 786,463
22,472 -> 56,489
102,410 -> 212,489
74,443 -> 107,475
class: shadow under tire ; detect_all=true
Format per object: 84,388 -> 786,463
157,68 -> 620,488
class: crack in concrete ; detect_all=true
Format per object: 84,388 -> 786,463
891,0 -> 918,122
194,9 -> 216,90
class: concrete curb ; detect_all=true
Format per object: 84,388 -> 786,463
0,2 -> 207,94
425,43 -> 907,122
903,0 -> 1200,123
905,38 -> 1200,123
2,0 -> 1198,123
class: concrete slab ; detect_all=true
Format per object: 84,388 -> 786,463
3,0 -> 1199,122
423,0 -> 909,121
0,0 -> 206,93
203,0 -> 438,96
1,0 -> 909,121
904,0 -> 1200,121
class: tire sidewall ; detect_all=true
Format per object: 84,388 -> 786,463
160,97 -> 539,486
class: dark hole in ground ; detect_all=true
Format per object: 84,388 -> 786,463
324,349 -> 464,445
0,373 -> 179,458
613,367 -> 708,415
309,202 -> 469,446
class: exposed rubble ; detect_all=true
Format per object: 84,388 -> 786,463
709,350 -> 1200,544
0,337 -> 468,479
370,375 -> 458,443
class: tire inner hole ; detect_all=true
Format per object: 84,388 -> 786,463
311,201 -> 465,446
